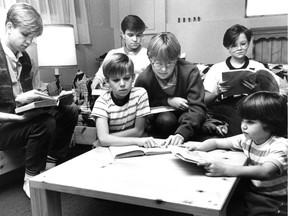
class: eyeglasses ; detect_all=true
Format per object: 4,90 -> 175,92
150,60 -> 177,69
229,42 -> 249,51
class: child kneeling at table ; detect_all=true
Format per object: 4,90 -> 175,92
91,53 -> 160,148
183,91 -> 287,216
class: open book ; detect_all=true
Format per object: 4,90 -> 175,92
109,145 -> 171,159
15,99 -> 58,113
170,146 -> 210,164
221,68 -> 279,98
15,89 -> 74,113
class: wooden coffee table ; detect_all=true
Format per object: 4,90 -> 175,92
30,147 -> 247,216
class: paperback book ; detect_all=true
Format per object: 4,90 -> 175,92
221,69 -> 254,98
221,68 -> 278,98
170,146 -> 209,164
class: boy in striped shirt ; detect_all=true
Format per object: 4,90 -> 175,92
92,53 -> 160,148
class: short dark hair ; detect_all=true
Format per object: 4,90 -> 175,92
103,53 -> 134,79
223,24 -> 252,49
121,15 -> 146,33
6,3 -> 43,37
238,91 -> 287,137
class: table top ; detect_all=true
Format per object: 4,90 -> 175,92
30,147 -> 247,216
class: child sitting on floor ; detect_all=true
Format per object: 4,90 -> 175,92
183,91 -> 287,216
91,53 -> 160,148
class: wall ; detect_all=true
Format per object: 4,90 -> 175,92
36,0 -> 288,88
166,0 -> 288,64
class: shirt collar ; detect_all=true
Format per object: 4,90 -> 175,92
226,56 -> 249,70
1,38 -> 23,62
123,45 -> 141,56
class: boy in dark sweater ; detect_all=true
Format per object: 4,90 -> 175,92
135,32 -> 206,146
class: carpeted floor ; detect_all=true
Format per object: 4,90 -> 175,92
0,145 -> 191,216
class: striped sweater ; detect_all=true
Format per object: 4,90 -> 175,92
91,87 -> 150,133
228,134 -> 287,196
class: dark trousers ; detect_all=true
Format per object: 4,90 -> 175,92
146,111 -> 179,139
0,104 -> 79,175
227,179 -> 287,216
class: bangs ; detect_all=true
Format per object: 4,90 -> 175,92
239,100 -> 262,120
238,92 -> 287,137
148,32 -> 181,61
108,66 -> 133,78
103,53 -> 134,78
239,94 -> 277,120
153,44 -> 178,62
8,4 -> 43,36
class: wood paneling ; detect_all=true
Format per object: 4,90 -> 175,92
251,26 -> 288,64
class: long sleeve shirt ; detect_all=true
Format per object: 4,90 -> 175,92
135,59 -> 207,141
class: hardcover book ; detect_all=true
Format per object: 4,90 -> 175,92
15,89 -> 74,113
109,144 -> 171,159
15,99 -> 58,113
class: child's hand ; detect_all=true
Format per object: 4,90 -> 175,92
139,137 -> 160,148
241,79 -> 261,92
167,97 -> 188,110
163,134 -> 184,147
218,81 -> 231,93
201,118 -> 228,136
92,140 -> 100,149
182,141 -> 199,150
198,160 -> 227,177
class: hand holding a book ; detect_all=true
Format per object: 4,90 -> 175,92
241,77 -> 261,92
197,160 -> 228,177
182,141 -> 202,151
218,81 -> 232,94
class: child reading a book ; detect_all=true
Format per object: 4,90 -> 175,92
91,15 -> 150,89
202,24 -> 282,136
91,53 -> 160,148
0,3 -> 79,198
134,32 -> 206,146
183,91 -> 287,216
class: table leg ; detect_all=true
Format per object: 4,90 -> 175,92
30,187 -> 62,216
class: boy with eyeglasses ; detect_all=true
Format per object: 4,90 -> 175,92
203,24 -> 281,136
135,32 -> 207,146
91,15 -> 150,89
